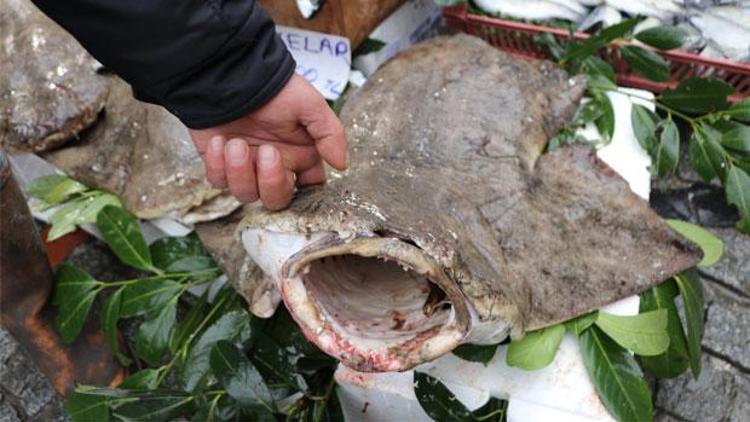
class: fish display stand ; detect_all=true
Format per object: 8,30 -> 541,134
443,4 -> 750,101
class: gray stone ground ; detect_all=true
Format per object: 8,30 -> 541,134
1,203 -> 747,421
654,272 -> 750,422
0,329 -> 67,422
649,161 -> 750,421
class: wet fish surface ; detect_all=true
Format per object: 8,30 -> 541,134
196,34 -> 701,372
43,78 -> 240,222
0,0 -> 108,153
473,0 -> 750,62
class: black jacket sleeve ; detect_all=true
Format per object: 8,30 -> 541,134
31,0 -> 296,129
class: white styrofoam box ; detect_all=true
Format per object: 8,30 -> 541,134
578,88 -> 655,201
336,366 -> 489,422
353,0 -> 442,77
336,293 -> 641,422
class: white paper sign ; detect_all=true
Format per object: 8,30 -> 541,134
276,26 -> 351,100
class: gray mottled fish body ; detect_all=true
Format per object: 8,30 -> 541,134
0,0 -> 108,153
43,78 -> 240,222
197,35 -> 700,372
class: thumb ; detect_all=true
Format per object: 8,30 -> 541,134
301,98 -> 348,171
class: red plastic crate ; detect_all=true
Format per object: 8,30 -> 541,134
40,226 -> 89,267
443,5 -> 750,101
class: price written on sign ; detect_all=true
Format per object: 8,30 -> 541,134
276,26 -> 352,100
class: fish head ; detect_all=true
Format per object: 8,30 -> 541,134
239,188 -> 475,372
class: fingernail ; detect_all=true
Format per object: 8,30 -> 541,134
209,136 -> 224,152
209,136 -> 223,147
226,140 -> 247,164
258,145 -> 277,167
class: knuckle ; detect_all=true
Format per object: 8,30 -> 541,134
228,178 -> 258,203
236,189 -> 259,204
264,202 -> 284,211
208,176 -> 226,188
206,157 -> 223,171
263,196 -> 290,211
260,175 -> 286,191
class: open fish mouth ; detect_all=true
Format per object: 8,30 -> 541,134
243,230 -> 472,372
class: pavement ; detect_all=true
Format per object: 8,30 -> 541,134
1,192 -> 747,422
654,243 -> 750,421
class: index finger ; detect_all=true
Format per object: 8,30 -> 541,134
300,100 -> 348,171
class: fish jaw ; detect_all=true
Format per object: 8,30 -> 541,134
242,228 -> 474,372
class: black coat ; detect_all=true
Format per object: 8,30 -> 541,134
32,0 -> 295,129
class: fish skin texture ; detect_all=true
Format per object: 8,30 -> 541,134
0,0 -> 108,153
229,34 -> 700,334
3,0 -> 239,221
4,0 -> 704,369
32,30 -> 701,369
43,78 -> 240,221
194,205 -> 275,318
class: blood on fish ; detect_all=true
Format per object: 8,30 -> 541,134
388,310 -> 406,330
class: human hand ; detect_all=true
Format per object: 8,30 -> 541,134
189,74 -> 347,210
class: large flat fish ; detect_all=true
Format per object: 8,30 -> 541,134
198,34 -> 701,372
0,0 -> 108,153
43,78 -> 240,222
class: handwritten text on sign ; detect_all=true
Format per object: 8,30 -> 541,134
276,26 -> 351,100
